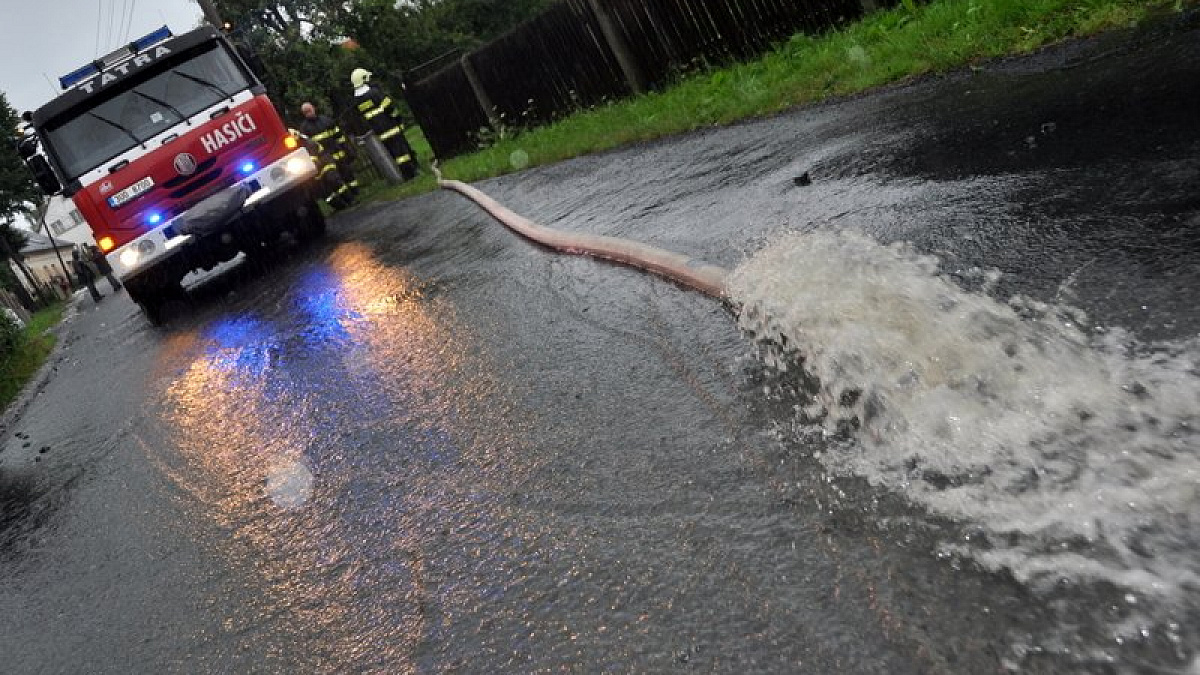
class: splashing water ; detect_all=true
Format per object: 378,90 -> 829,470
729,229 -> 1200,622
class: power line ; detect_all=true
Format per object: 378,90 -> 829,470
123,0 -> 134,42
122,0 -> 138,43
119,0 -> 131,46
114,0 -> 126,46
94,0 -> 103,56
105,0 -> 118,50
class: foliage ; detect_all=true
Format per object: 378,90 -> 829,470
0,219 -> 31,304
0,302 -> 64,413
0,311 -> 21,356
0,219 -> 32,301
0,91 -> 39,225
0,91 -> 38,299
0,222 -> 29,257
213,1 -> 358,123
211,0 -> 554,128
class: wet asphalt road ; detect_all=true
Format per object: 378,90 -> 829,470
1,16 -> 1198,675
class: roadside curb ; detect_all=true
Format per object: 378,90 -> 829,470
0,303 -> 79,439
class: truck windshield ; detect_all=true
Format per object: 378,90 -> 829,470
44,43 -> 251,180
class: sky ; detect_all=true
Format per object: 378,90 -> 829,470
1,0 -> 204,115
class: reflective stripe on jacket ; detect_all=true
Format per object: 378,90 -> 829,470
353,86 -> 406,137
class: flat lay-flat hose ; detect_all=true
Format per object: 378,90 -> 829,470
434,166 -> 730,300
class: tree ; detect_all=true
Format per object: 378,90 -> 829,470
209,0 -> 557,128
0,91 -> 39,225
0,90 -> 50,307
213,0 -> 365,125
0,220 -> 41,309
428,0 -> 556,44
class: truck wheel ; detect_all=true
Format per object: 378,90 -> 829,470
126,282 -> 165,326
126,278 -> 181,326
301,199 -> 326,239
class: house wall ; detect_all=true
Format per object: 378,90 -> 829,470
41,195 -> 96,247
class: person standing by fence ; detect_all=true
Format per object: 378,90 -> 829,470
350,69 -> 418,180
71,246 -> 102,303
87,244 -> 122,293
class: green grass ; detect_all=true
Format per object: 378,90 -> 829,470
357,0 -> 1190,203
0,302 -> 66,412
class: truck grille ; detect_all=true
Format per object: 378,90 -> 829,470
162,157 -> 218,189
168,167 -> 223,199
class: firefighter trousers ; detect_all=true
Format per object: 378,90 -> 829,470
320,162 -> 354,210
378,125 -> 418,180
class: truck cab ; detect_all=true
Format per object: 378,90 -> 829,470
22,25 -> 321,323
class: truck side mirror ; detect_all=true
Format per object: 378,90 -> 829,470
25,155 -> 61,195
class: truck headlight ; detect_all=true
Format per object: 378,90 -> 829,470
120,238 -> 157,268
285,157 -> 310,175
119,247 -> 140,268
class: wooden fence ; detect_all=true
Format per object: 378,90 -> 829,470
405,0 -> 882,159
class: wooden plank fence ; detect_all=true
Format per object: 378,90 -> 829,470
405,0 -> 885,160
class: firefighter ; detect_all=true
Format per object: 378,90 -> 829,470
298,102 -> 359,207
297,100 -> 357,204
71,246 -> 102,303
350,68 -> 418,180
87,244 -> 122,293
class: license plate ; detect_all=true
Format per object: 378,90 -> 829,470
107,177 -> 155,208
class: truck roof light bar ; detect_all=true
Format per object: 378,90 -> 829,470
58,25 -> 174,90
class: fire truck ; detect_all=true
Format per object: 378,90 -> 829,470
18,25 -> 321,324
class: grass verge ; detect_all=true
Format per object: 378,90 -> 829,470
0,303 -> 66,412
361,0 -> 1191,203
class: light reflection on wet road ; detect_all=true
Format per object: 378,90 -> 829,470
1,17 -> 1198,675
150,243 -> 545,672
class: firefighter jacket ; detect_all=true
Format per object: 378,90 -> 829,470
353,84 -> 417,178
298,114 -> 350,164
353,85 -> 408,144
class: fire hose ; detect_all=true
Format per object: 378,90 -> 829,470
434,165 -> 730,301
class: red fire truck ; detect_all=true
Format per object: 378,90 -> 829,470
19,25 -> 321,324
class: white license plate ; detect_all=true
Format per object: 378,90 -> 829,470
107,177 -> 155,208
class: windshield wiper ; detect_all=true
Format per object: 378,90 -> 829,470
171,70 -> 234,102
130,89 -> 188,125
86,111 -> 143,148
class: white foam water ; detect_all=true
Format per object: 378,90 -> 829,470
729,229 -> 1199,633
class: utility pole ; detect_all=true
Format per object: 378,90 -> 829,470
41,221 -> 72,290
196,0 -> 223,28
34,200 -> 72,285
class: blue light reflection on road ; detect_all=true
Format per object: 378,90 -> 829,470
156,244 -> 534,671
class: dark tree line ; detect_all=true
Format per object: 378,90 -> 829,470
0,91 -> 38,297
213,0 -> 555,128
0,92 -> 38,231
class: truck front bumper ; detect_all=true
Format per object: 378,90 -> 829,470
107,147 -> 318,280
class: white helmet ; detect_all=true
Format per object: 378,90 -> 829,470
350,68 -> 372,88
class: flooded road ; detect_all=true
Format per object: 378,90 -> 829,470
2,17 -> 1198,674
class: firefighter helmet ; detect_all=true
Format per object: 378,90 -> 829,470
350,68 -> 372,88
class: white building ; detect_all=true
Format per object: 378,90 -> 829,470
14,231 -> 75,291
5,197 -> 95,300
39,195 -> 96,247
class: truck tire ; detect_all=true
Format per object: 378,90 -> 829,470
300,198 -> 326,239
125,280 -> 166,326
126,277 -> 182,326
